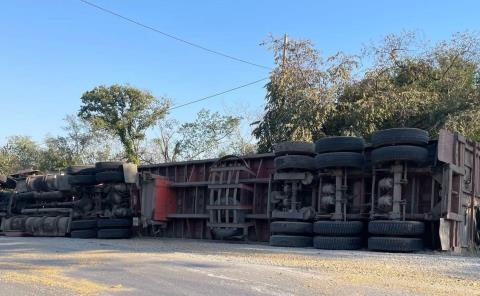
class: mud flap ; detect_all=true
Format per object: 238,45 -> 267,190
439,218 -> 450,251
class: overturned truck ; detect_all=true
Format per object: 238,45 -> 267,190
1,128 -> 479,252
138,128 -> 480,252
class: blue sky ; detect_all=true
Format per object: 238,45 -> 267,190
1,0 -> 479,143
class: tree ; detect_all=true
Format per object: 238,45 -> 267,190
254,32 -> 480,148
325,32 -> 480,140
0,136 -> 41,174
78,84 -> 170,164
145,109 -> 241,162
0,153 -> 12,175
222,102 -> 260,156
136,119 -> 181,164
62,114 -> 96,164
61,115 -> 120,165
176,109 -> 241,160
39,135 -> 74,172
153,118 -> 181,163
36,115 -> 122,171
253,35 -> 358,152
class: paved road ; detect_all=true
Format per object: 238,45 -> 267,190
0,237 -> 479,296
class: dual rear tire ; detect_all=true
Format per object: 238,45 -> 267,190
269,220 -> 424,251
370,128 -> 430,165
269,221 -> 365,250
70,219 -> 98,238
367,220 -> 425,252
314,136 -> 365,169
70,218 -> 132,239
313,221 -> 363,250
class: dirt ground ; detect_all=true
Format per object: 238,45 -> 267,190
0,236 -> 479,296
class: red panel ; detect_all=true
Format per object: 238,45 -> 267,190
154,177 -> 177,221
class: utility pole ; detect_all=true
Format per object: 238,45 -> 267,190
282,33 -> 288,69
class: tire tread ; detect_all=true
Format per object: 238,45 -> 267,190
315,136 -> 365,153
368,220 -> 425,236
313,236 -> 362,250
313,221 -> 363,236
368,236 -> 423,252
269,235 -> 313,247
71,229 -> 97,239
270,221 -> 313,235
315,152 -> 364,169
372,128 -> 429,148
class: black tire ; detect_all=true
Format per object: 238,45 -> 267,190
0,176 -> 16,189
313,236 -> 362,250
371,145 -> 428,164
97,228 -> 131,239
96,171 -> 124,183
6,177 -> 16,189
71,229 -> 97,239
68,174 -> 97,186
270,221 -> 313,235
70,219 -> 97,230
274,155 -> 316,171
274,141 -> 315,156
315,152 -> 364,169
212,228 -> 242,240
368,237 -> 424,252
313,221 -> 363,236
66,165 -> 96,175
315,136 -> 365,153
269,235 -> 313,247
97,218 -> 132,229
372,128 -> 429,148
95,161 -> 124,170
368,220 -> 425,236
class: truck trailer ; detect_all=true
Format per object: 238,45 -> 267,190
138,128 -> 480,252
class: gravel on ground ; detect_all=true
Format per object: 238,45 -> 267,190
0,237 -> 479,296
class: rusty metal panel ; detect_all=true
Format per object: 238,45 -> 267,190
140,175 -> 156,227
438,129 -> 455,164
139,154 -> 275,241
436,129 -> 480,250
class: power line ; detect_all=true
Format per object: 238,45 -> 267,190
168,77 -> 268,111
78,0 -> 272,70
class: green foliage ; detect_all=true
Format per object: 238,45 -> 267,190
175,109 -> 241,160
78,84 -> 170,164
60,115 -> 120,164
0,136 -> 41,174
325,32 -> 480,141
142,109 -> 243,163
253,35 -> 358,152
0,116 -> 121,175
39,136 -> 74,172
255,32 -> 480,150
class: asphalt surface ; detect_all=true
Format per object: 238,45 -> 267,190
0,237 -> 479,296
